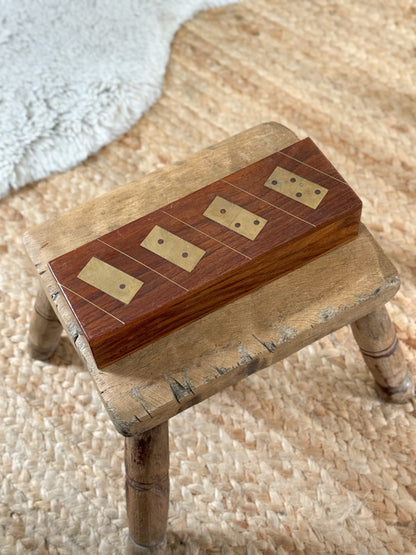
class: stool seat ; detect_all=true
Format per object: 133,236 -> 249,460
23,122 -> 414,553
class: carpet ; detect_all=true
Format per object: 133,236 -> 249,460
1,0 -> 415,553
0,0 -> 237,198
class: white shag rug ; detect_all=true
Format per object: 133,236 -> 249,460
0,0 -> 237,199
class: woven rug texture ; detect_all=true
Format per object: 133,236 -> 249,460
1,0 -> 415,553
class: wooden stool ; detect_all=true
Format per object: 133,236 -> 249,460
24,123 -> 414,553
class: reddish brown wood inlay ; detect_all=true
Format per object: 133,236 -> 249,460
48,138 -> 362,368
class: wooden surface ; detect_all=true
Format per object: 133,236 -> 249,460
351,307 -> 414,403
24,122 -> 401,436
23,122 -> 299,347
125,423 -> 169,554
87,224 -> 399,435
48,137 -> 361,368
28,288 -> 63,360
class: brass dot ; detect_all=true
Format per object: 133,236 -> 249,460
253,220 -> 260,225
182,252 -> 188,258
296,192 -> 302,197
119,284 -> 126,289
158,239 -> 164,244
235,222 -> 241,228
220,208 -> 226,214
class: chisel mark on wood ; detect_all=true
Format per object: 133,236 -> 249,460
165,369 -> 195,403
68,323 -> 79,343
238,345 -> 254,364
130,388 -> 153,418
277,325 -> 298,342
213,365 -> 230,376
253,334 -> 276,353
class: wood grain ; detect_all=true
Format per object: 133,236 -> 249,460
48,138 -> 362,368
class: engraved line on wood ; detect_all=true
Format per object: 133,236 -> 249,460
34,305 -> 59,322
97,239 -> 189,292
359,337 -> 399,359
61,285 -> 126,324
127,537 -> 167,554
277,151 -> 348,186
221,179 -> 316,228
126,474 -> 169,493
161,210 -> 251,260
376,373 -> 414,396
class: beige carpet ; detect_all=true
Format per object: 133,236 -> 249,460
1,1 -> 415,553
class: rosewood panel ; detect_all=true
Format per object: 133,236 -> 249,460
48,138 -> 362,368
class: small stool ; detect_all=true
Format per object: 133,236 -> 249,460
24,123 -> 414,553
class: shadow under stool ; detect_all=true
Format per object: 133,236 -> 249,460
23,122 -> 414,553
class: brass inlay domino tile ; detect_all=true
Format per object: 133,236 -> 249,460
203,196 -> 267,240
78,257 -> 143,304
265,166 -> 328,209
140,225 -> 206,272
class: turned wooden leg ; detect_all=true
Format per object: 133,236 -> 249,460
125,422 -> 169,554
28,287 -> 62,360
351,306 -> 414,403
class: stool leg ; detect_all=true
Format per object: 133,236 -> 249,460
28,287 -> 62,360
351,306 -> 414,403
125,422 -> 169,554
